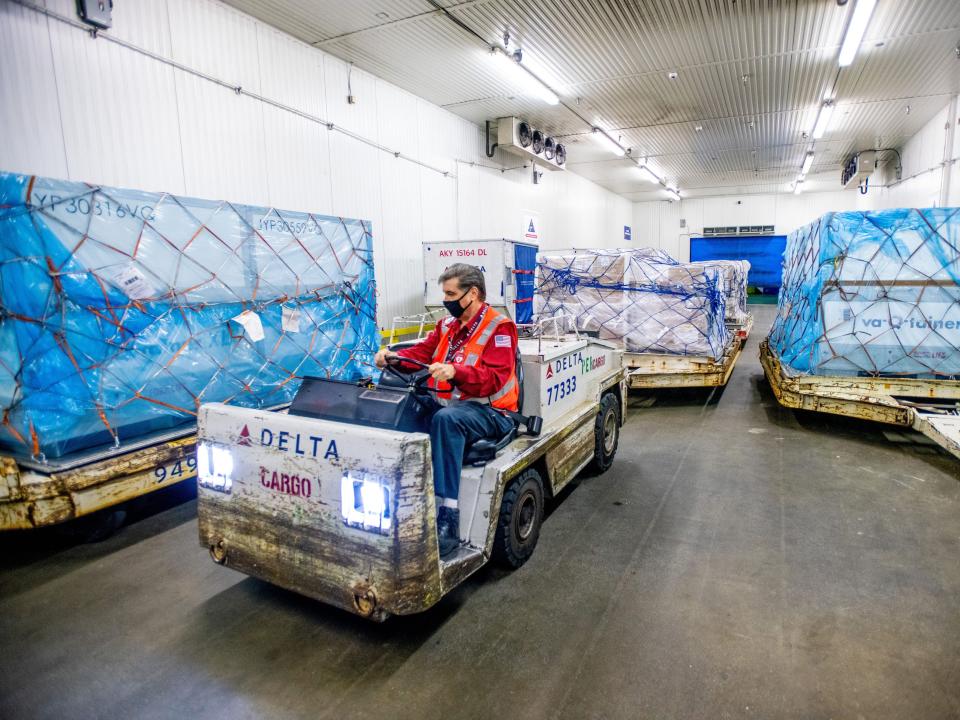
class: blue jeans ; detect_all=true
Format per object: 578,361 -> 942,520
429,402 -> 514,503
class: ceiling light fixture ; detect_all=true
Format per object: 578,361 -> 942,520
838,0 -> 877,67
668,71 -> 679,80
793,180 -> 804,195
517,48 -> 569,96
800,151 -> 815,177
592,128 -> 626,157
636,164 -> 660,183
695,124 -> 703,132
490,47 -> 559,105
812,100 -> 835,139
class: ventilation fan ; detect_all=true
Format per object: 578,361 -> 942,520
555,143 -> 566,166
544,137 -> 556,161
493,117 -> 566,171
532,129 -> 545,154
517,121 -> 533,148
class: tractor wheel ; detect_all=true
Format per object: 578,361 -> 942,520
492,467 -> 545,569
589,392 -> 621,474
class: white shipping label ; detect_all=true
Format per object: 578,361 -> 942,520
822,300 -> 960,349
423,241 -> 506,306
281,305 -> 302,333
232,310 -> 265,342
112,264 -> 155,300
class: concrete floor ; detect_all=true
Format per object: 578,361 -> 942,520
2,304 -> 959,720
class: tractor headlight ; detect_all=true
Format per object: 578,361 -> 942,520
340,471 -> 392,535
197,442 -> 233,493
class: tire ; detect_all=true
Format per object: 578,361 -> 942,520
492,467 -> 545,569
589,392 -> 621,474
56,507 -> 127,543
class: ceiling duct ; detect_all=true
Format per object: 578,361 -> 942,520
495,116 -> 566,171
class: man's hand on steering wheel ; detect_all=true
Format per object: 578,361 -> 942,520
374,348 -> 398,368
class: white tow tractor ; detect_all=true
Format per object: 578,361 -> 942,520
196,327 -> 626,621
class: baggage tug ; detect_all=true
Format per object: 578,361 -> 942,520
197,332 -> 626,621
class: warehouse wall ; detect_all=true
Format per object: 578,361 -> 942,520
0,0 -> 631,329
633,96 -> 959,263
631,191 -> 872,263
876,99 -> 959,209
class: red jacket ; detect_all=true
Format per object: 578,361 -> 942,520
396,304 -> 518,400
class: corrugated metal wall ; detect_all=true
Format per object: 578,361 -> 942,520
0,0 -> 632,329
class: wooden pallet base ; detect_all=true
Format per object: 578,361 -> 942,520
0,436 -> 198,530
625,335 -> 745,389
759,339 -> 960,461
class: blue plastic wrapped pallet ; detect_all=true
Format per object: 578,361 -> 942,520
769,207 -> 960,378
535,248 -> 729,358
0,172 -> 378,459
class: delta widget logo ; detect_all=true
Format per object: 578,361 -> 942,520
237,424 -> 253,446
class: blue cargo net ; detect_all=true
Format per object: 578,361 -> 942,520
0,172 -> 378,459
768,206 -> 960,378
535,248 -> 729,358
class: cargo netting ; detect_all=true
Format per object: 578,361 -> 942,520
688,259 -> 751,324
0,172 -> 378,460
768,207 -> 960,378
535,248 -> 730,358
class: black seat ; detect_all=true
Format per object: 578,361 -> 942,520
463,346 -> 525,467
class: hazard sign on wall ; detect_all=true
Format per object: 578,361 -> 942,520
522,212 -> 540,243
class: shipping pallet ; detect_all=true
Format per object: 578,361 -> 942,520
0,429 -> 197,530
625,334 -> 746,390
759,339 -> 960,461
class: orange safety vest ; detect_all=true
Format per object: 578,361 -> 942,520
430,305 -> 519,412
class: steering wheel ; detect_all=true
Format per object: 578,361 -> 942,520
383,355 -> 439,393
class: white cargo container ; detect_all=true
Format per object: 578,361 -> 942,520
423,239 -> 539,324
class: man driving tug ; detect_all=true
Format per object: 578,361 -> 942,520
375,263 -> 518,557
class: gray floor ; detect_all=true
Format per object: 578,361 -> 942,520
2,304 -> 959,720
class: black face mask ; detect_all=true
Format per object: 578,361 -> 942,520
443,289 -> 473,319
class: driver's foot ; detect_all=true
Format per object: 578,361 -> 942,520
437,507 -> 461,558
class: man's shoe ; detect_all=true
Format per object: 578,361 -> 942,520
437,507 -> 460,558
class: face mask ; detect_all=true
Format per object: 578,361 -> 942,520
443,289 -> 473,319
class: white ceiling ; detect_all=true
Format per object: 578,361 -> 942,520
222,0 -> 960,201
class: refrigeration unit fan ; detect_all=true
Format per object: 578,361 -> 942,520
555,144 -> 566,166
517,121 -> 533,148
492,117 -> 566,171
532,129 -> 545,154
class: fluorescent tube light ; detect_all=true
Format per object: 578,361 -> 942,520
812,101 -> 835,139
636,164 -> 660,183
490,48 -> 559,105
838,0 -> 877,67
794,181 -> 804,195
800,151 -> 814,177
592,128 -> 625,157
515,49 -> 568,96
